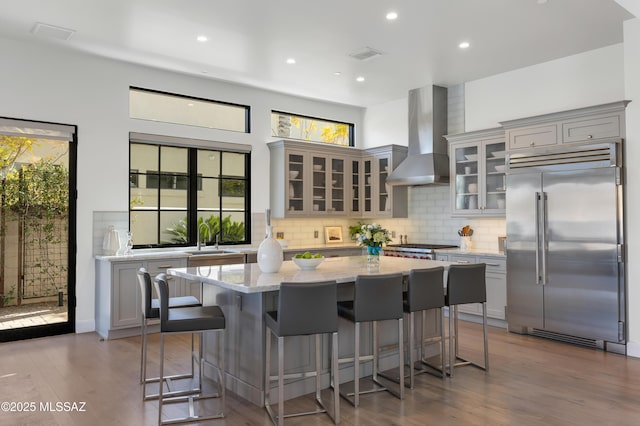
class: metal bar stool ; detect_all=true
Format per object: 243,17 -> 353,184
336,272 -> 404,407
404,267 -> 446,387
446,263 -> 489,377
153,273 -> 226,425
264,280 -> 340,426
137,268 -> 201,401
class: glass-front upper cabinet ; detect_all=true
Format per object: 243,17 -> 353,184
452,144 -> 479,214
350,159 -> 361,215
446,128 -> 506,217
363,158 -> 373,214
311,155 -> 327,213
482,139 -> 506,212
287,151 -> 305,215
377,156 -> 390,214
330,158 -> 345,214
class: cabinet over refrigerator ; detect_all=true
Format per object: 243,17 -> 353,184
506,142 -> 625,353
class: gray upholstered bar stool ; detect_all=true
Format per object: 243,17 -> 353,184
336,272 -> 404,407
264,280 -> 340,426
136,268 -> 201,400
446,263 -> 489,377
403,267 -> 446,387
153,273 -> 226,425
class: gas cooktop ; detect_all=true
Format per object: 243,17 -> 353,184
386,243 -> 458,251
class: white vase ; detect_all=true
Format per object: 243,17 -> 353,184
257,225 -> 283,273
102,226 -> 120,255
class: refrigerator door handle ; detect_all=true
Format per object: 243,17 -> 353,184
535,192 -> 541,285
541,192 -> 548,285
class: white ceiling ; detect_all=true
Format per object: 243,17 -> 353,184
0,0 -> 633,107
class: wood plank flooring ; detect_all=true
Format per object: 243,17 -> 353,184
1,321 -> 640,425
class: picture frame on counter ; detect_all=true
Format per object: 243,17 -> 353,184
324,226 -> 343,243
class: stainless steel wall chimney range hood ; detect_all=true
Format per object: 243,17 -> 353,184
386,85 -> 449,186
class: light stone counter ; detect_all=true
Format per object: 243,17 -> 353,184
167,256 -> 452,293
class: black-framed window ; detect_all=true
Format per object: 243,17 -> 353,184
129,142 -> 251,247
271,110 -> 354,146
130,87 -> 250,133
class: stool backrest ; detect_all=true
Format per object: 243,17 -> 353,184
354,273 -> 403,322
277,280 -> 338,337
153,273 -> 171,325
407,267 -> 445,312
447,263 -> 486,305
137,267 -> 157,319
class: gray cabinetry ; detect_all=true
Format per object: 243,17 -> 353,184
502,101 -> 629,151
95,255 -> 189,339
446,128 -> 506,217
443,253 -> 506,321
268,140 -> 407,218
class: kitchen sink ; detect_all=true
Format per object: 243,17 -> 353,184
186,249 -> 246,267
185,249 -> 238,255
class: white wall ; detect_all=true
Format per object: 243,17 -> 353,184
623,18 -> 640,357
361,97 -> 407,149
465,44 -> 626,131
0,36 -> 364,332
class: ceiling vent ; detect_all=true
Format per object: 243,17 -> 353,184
31,22 -> 76,41
348,47 -> 383,61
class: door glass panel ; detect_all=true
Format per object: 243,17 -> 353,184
331,158 -> 344,213
484,141 -> 506,210
221,152 -> 245,176
351,160 -> 360,213
378,157 -> 389,212
0,131 -> 74,340
364,159 -> 372,212
288,153 -> 304,213
312,156 -> 326,212
454,145 -> 478,211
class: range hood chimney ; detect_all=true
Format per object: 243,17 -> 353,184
386,85 -> 449,186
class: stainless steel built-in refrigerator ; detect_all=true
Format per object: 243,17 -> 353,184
506,143 -> 625,350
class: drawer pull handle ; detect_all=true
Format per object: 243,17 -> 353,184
486,263 -> 500,266
158,265 -> 172,269
587,134 -> 593,139
457,260 -> 470,264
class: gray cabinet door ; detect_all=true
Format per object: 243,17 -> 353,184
111,261 -> 143,329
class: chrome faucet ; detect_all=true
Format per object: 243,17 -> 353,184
197,222 -> 210,250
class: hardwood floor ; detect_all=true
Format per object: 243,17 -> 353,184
1,321 -> 640,426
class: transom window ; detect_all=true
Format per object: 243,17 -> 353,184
271,111 -> 354,146
130,87 -> 250,133
129,136 -> 251,247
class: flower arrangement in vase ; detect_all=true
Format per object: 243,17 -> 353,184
354,223 -> 391,268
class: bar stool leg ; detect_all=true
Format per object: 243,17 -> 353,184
278,336 -> 285,426
398,317 -> 404,399
315,334 -> 322,403
408,312 -> 415,389
372,321 -> 379,382
439,307 -> 446,378
449,305 -> 455,377
483,302 -> 489,371
354,322 -> 360,407
332,331 -> 340,422
158,333 -> 165,426
140,316 -> 146,385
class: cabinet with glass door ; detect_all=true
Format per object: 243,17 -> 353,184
363,145 -> 408,218
446,128 -> 506,217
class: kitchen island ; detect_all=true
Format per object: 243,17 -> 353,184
168,256 -> 451,406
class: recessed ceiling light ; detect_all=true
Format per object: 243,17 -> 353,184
187,103 -> 194,107
333,72 -> 342,76
356,76 -> 365,82
196,35 -> 208,42
386,11 -> 398,20
459,41 -> 470,49
286,58 -> 296,64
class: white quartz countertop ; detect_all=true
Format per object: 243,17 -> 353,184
167,256 -> 452,294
